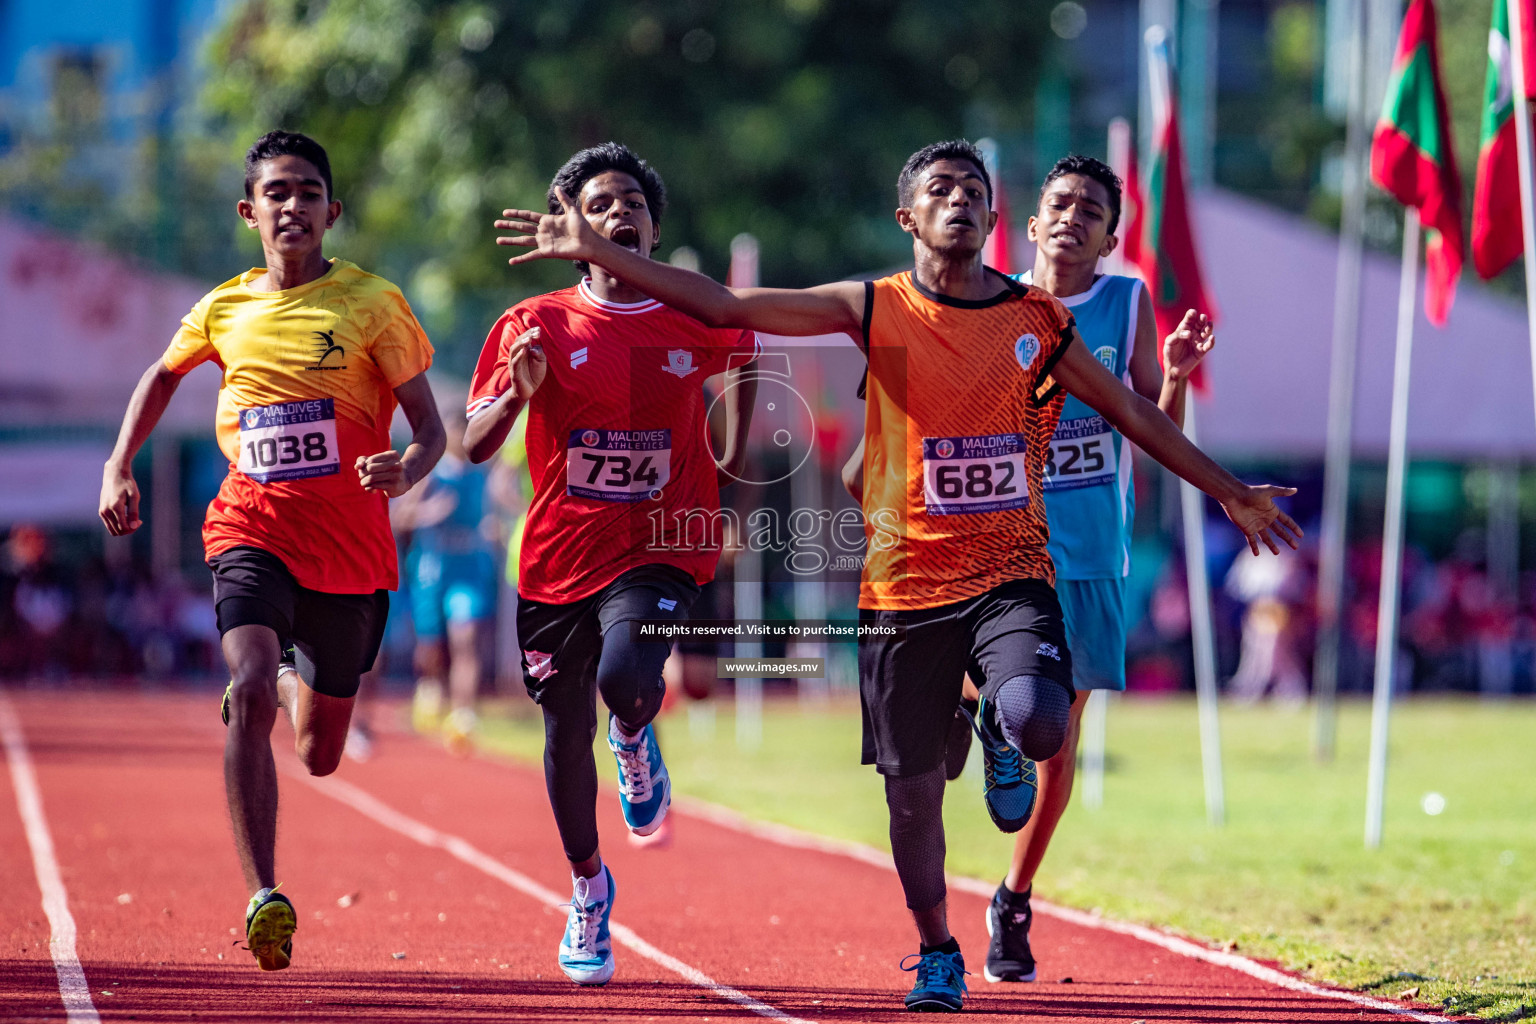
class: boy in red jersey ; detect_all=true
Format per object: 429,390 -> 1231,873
99,131 -> 444,971
496,138 -> 1299,1012
464,143 -> 757,987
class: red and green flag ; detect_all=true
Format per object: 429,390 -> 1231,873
1119,137 -> 1146,274
1138,44 -> 1216,390
1371,0 -> 1464,325
1472,0 -> 1535,279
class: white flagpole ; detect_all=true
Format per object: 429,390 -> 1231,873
729,233 -> 764,750
1506,0 -> 1536,416
1313,0 -> 1369,762
1148,25 -> 1225,827
1106,118 -> 1134,278
1365,208 -> 1420,849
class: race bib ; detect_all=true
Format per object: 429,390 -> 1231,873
567,428 -> 671,502
921,433 -> 1030,515
1042,415 -> 1115,492
237,399 -> 340,483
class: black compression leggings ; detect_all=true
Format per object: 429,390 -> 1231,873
540,625 -> 673,864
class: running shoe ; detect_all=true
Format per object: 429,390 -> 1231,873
243,886 -> 296,971
983,883 -> 1038,982
607,716 -> 670,836
442,707 -> 477,758
965,696 -> 1038,833
558,867 -> 615,985
945,703 -> 976,781
901,947 -> 968,1012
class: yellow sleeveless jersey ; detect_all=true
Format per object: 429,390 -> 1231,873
860,270 -> 1074,610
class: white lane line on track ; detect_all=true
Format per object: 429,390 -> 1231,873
676,797 -> 1458,1024
299,773 -> 817,1024
0,695 -> 102,1024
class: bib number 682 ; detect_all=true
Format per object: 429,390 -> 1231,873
933,461 -> 1018,499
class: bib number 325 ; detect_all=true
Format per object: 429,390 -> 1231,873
237,399 -> 340,483
922,433 -> 1031,515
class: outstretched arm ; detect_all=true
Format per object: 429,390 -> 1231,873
355,372 -> 445,497
1127,293 -> 1214,431
100,361 -> 185,536
1051,333 -> 1301,556
494,194 -> 865,338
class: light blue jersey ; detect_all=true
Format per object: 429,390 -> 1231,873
1014,272 -> 1142,581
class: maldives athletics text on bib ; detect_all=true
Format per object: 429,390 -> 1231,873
237,398 -> 341,483
921,432 -> 1031,515
566,428 -> 672,502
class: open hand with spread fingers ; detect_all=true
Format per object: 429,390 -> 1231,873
495,189 -> 602,267
1220,485 -> 1304,556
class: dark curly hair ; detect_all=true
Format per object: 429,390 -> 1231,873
1039,154 -> 1122,234
896,139 -> 992,208
244,130 -> 333,200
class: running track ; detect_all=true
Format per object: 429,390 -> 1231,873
1,688 -> 1461,1023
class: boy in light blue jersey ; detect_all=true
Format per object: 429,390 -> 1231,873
981,154 -> 1213,982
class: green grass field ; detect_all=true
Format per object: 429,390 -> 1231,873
473,695 -> 1536,1020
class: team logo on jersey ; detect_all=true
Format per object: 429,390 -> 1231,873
524,650 -> 558,681
571,347 -> 589,368
663,349 -> 698,377
305,329 -> 347,371
1014,333 -> 1041,372
1094,345 -> 1117,371
935,439 -> 955,459
580,429 -> 601,447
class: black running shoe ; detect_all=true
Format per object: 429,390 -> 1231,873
944,704 -> 975,782
984,883 -> 1037,982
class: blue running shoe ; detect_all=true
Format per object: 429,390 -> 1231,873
608,716 -> 670,836
901,948 -> 968,1012
558,867 -> 615,986
964,696 -> 1038,833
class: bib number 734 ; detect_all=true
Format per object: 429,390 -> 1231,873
567,428 -> 672,502
922,433 -> 1031,515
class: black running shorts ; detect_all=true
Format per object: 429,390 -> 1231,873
859,578 -> 1075,777
209,545 -> 388,699
515,564 -> 701,704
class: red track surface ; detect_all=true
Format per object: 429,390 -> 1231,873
1,688 -> 1457,1023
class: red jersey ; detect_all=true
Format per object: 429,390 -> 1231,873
468,280 -> 759,603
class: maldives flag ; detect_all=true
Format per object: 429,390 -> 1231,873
1120,139 -> 1146,273
983,168 -> 1014,273
1472,0 -> 1534,279
1139,41 -> 1216,390
1371,0 -> 1464,324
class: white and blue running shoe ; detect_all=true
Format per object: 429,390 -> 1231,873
558,867 -> 615,986
608,716 -> 671,836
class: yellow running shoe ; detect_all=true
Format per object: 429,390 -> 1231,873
244,886 -> 296,971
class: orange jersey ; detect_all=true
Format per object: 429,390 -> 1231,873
860,271 -> 1074,610
162,260 -> 433,593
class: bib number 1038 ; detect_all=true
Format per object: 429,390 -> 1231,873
922,433 -> 1031,515
237,399 -> 340,483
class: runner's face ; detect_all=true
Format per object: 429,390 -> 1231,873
578,171 -> 657,259
1030,173 -> 1115,265
239,155 -> 340,260
901,158 -> 994,256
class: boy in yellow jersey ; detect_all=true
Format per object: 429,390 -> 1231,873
99,131 -> 444,972
494,139 -> 1300,1013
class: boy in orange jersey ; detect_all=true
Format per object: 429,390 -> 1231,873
493,138 -> 1299,1013
99,131 -> 444,972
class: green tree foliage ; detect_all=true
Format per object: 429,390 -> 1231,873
201,0 -> 1053,362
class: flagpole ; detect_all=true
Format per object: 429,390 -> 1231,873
1106,118 -> 1133,277
1180,403 -> 1227,826
729,233 -> 765,751
1148,24 -> 1226,827
1365,208 -> 1419,850
1507,0 -> 1536,422
1313,0 -> 1369,762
